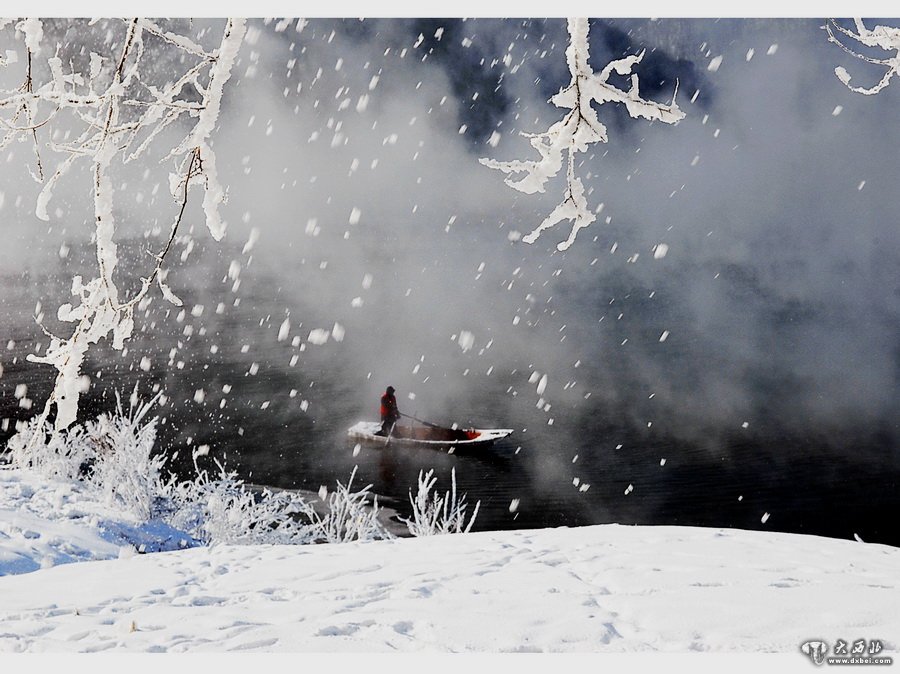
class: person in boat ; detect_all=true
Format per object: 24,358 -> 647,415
378,386 -> 401,437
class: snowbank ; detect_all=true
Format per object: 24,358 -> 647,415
0,467 -> 191,575
1,464 -> 897,660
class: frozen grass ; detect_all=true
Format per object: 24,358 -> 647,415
402,468 -> 480,536
2,394 -> 423,549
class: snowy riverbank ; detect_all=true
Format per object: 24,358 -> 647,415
1,467 -> 897,662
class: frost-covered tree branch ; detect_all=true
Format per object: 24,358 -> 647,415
0,18 -> 247,435
825,18 -> 900,95
480,18 -> 684,251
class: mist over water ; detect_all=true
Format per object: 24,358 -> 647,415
1,18 -> 898,545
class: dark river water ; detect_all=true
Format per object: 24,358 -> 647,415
2,243 -> 898,548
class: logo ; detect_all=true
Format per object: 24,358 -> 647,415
803,641 -> 830,666
800,639 -> 893,667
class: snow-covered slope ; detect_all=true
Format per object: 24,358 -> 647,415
0,468 -> 896,656
0,468 -> 192,575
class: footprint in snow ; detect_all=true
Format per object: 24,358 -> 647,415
393,621 -> 414,635
316,621 -> 374,637
228,638 -> 279,651
187,595 -> 227,607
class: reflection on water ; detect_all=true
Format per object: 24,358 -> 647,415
1,244 -> 898,547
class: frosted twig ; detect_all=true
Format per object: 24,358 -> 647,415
402,468 -> 480,536
308,466 -> 393,543
480,18 -> 684,251
825,18 -> 900,95
0,44 -> 50,181
137,19 -> 212,59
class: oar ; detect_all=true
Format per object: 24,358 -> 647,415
400,412 -> 444,429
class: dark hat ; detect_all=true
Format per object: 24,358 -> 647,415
386,386 -> 395,394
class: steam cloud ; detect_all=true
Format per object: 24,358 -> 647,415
1,18 -> 898,494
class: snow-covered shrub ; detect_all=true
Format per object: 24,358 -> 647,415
162,459 -> 320,546
4,417 -> 95,481
402,468 -> 480,536
162,461 -> 393,546
4,390 -> 166,521
309,467 -> 393,543
85,391 -> 166,521
5,396 -> 393,547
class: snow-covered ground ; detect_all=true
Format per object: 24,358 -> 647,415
1,465 -> 897,670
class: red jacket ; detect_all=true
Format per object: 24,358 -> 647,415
380,392 -> 399,422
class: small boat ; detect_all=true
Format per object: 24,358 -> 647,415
347,421 -> 513,452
